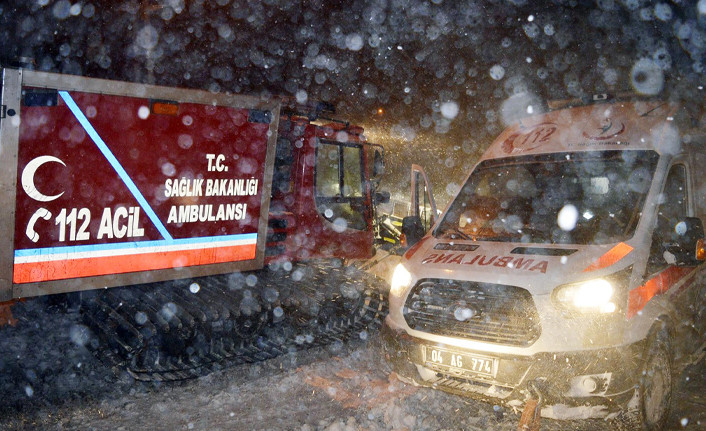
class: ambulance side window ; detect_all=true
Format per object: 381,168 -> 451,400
647,164 -> 687,273
658,165 -> 687,222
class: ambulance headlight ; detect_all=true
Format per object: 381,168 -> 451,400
553,278 -> 616,314
390,264 -> 413,297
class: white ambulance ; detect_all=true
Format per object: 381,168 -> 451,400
383,96 -> 706,430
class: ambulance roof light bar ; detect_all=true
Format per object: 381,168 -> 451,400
547,91 -> 660,110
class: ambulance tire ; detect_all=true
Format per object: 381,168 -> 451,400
637,322 -> 674,431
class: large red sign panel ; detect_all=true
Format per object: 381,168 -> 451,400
14,89 -> 270,283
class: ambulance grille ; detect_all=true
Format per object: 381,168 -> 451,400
403,279 -> 540,346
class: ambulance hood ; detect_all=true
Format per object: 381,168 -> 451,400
404,236 -> 634,296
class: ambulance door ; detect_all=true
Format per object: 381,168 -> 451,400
402,164 -> 437,246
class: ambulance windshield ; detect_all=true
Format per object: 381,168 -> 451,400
435,150 -> 660,245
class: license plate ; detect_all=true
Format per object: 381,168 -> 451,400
424,346 -> 498,378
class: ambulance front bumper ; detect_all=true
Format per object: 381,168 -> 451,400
381,320 -> 645,410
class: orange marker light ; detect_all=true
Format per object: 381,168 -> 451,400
151,100 -> 179,116
697,238 -> 706,261
377,108 -> 384,115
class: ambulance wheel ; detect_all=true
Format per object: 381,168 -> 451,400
638,323 -> 674,431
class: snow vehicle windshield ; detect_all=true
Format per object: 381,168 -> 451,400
435,150 -> 660,245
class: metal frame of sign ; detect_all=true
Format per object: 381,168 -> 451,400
0,69 -> 280,301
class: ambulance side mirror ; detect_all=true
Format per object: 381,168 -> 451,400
373,149 -> 385,178
374,191 -> 390,204
666,217 -> 705,266
401,215 -> 424,248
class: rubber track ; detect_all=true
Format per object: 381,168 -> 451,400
133,289 -> 385,381
83,264 -> 388,382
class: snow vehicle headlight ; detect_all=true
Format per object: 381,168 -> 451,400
390,264 -> 413,297
553,278 -> 616,314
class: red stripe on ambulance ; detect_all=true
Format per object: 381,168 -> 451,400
13,243 -> 256,283
627,266 -> 695,319
583,242 -> 633,272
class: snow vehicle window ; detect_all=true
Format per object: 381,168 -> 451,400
342,145 -> 364,198
272,137 -> 293,195
314,140 -> 367,230
435,150 -> 659,245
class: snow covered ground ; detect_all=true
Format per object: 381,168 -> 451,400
1,297 -> 704,431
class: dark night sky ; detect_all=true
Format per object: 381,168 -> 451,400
2,0 -> 705,203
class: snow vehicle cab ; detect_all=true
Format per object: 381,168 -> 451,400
383,96 -> 706,429
266,105 -> 387,264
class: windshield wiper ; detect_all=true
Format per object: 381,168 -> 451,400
437,227 -> 473,241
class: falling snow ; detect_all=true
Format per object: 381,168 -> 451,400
2,0 -> 706,429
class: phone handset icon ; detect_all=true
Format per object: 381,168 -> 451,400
26,208 -> 52,243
